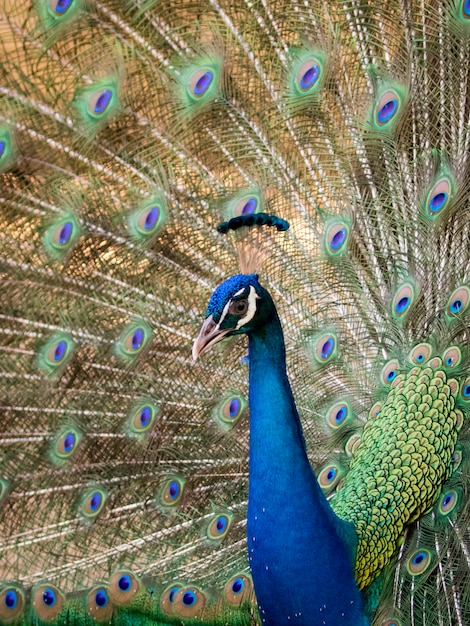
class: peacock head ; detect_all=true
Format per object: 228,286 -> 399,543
192,273 -> 274,359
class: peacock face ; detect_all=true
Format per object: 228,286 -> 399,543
192,274 -> 270,359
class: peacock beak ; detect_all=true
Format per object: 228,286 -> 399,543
192,315 -> 231,360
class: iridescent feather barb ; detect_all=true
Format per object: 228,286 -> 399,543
0,0 -> 469,625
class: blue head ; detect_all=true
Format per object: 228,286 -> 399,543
192,274 -> 274,359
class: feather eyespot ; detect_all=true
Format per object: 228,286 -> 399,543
309,331 -> 338,365
406,549 -> 432,575
213,393 -> 247,430
460,378 -> 470,401
462,0 -> 470,18
222,395 -> 245,423
159,477 -> 185,508
446,286 -> 469,318
128,403 -> 158,434
442,346 -> 461,369
53,428 -> 81,461
108,571 -> 140,605
38,334 -> 75,374
0,587 -> 24,621
382,620 -> 402,626
381,360 -> 399,385
89,88 -> 113,116
422,172 -> 456,221
0,139 -> 5,159
173,587 -> 207,617
207,513 -> 232,541
32,585 -> 64,621
235,197 -> 258,216
44,214 -> 81,258
49,0 -> 74,15
189,69 -> 214,98
139,206 -> 161,232
324,221 -> 350,256
115,322 -> 152,360
289,49 -> 325,98
326,402 -> 351,429
318,463 -> 343,491
53,221 -> 74,247
321,338 -> 334,358
439,490 -> 458,515
426,178 -> 452,218
409,343 -> 432,365
375,90 -> 400,126
160,584 -> 182,615
127,197 -> 167,242
224,191 -> 262,219
81,488 -> 106,518
224,574 -> 253,606
129,329 -> 143,351
297,60 -> 321,92
95,589 -> 108,607
87,587 -> 114,621
392,283 -> 416,319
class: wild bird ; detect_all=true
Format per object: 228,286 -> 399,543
0,0 -> 469,624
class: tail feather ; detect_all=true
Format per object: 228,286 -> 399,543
0,0 -> 469,624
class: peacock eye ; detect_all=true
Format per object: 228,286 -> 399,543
229,299 -> 248,316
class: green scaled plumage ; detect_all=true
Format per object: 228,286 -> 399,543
0,0 -> 469,625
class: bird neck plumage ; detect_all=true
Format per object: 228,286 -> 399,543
246,310 -> 368,626
247,311 -> 309,471
247,310 -> 332,520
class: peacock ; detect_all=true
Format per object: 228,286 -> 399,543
0,0 -> 469,624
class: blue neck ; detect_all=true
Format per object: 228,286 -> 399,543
246,310 -> 368,625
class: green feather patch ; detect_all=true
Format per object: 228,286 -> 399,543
114,321 -> 152,362
42,212 -> 81,259
126,401 -> 159,436
37,333 -> 75,375
212,393 -> 247,431
421,168 -> 456,222
172,54 -> 223,116
288,47 -> 326,100
367,80 -> 408,133
50,426 -> 82,464
222,189 -> 263,221
72,65 -> 123,138
35,0 -> 84,36
126,196 -> 167,243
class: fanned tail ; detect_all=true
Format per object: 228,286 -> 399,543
0,1 -> 469,624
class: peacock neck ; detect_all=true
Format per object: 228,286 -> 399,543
246,310 -> 368,626
247,312 -> 313,486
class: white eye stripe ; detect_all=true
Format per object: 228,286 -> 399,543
235,285 -> 259,329
218,299 -> 231,327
